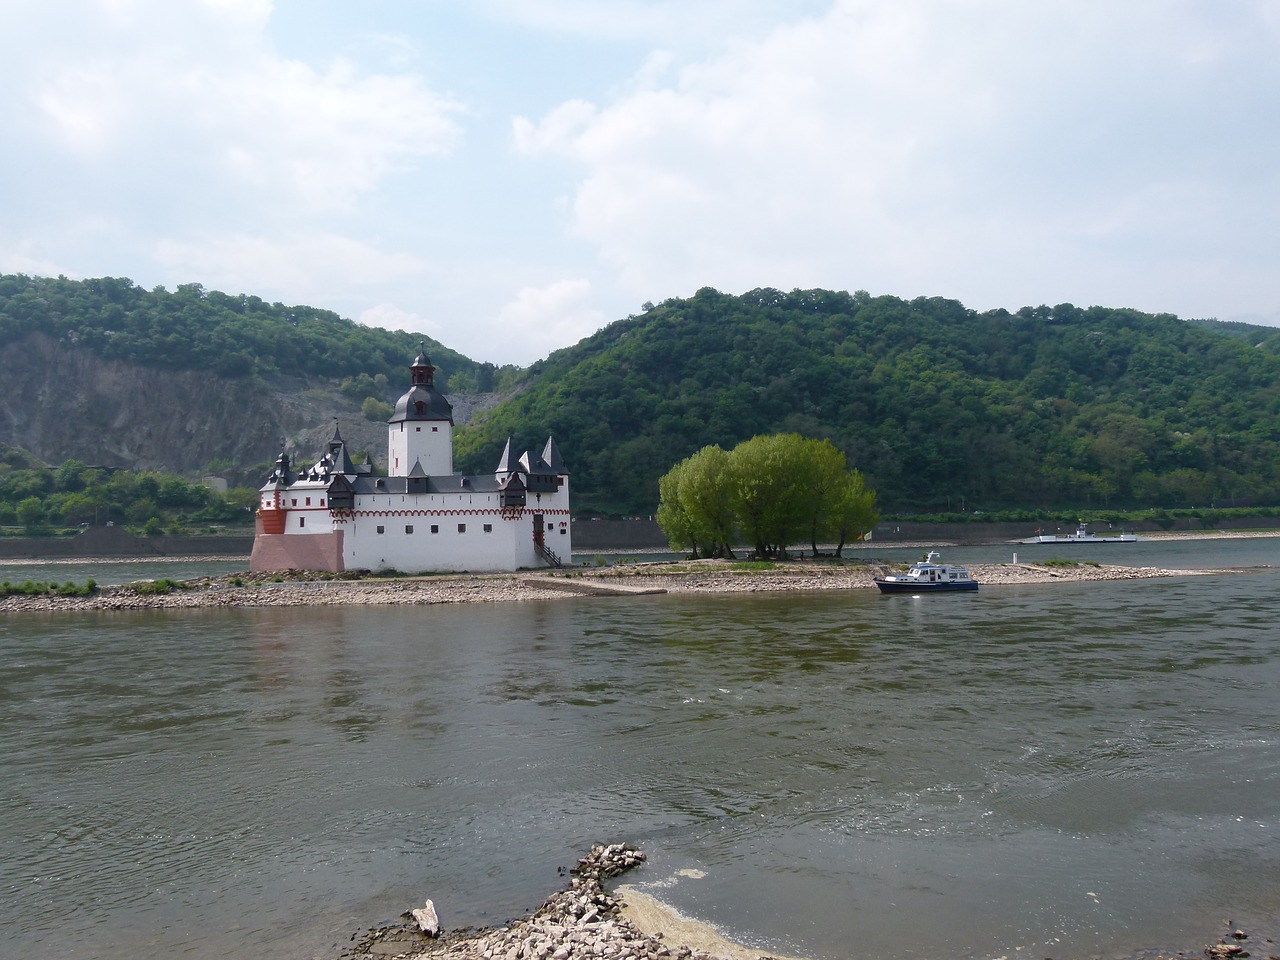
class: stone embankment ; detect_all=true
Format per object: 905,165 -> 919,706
0,559 -> 1236,613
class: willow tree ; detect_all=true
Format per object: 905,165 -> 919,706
727,433 -> 813,559
656,445 -> 737,558
657,433 -> 879,559
830,468 -> 879,556
678,444 -> 737,557
655,462 -> 697,555
792,437 -> 851,556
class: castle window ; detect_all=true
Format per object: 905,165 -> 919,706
377,525 -> 385,534
291,499 -> 297,506
430,524 -> 439,534
483,523 -> 492,533
405,524 -> 414,534
320,499 -> 325,507
432,426 -> 438,432
457,523 -> 466,533
298,516 -> 305,528
416,426 -> 421,432
560,528 -> 567,535
305,497 -> 311,506
415,401 -> 425,415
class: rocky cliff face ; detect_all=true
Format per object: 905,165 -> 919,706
0,332 -> 498,479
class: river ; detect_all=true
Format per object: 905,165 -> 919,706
2,538 -> 1278,960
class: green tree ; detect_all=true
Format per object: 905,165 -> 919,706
126,497 -> 159,526
657,433 -> 881,558
830,469 -> 880,557
677,445 -> 737,558
656,461 -> 697,555
50,491 -> 98,526
16,496 -> 45,533
55,459 -> 88,492
791,437 -> 849,555
727,433 -> 811,558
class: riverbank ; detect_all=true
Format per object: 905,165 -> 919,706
0,554 -> 1246,613
343,843 -> 802,960
345,843 -> 1267,960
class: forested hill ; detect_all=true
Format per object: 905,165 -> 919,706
454,287 -> 1280,515
5,274 -> 1280,518
0,273 -> 516,476
0,273 -> 510,392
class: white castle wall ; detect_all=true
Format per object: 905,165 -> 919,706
258,484 -> 572,573
388,420 -> 452,476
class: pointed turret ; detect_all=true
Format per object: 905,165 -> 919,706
541,436 -> 567,475
495,437 -> 516,474
267,449 -> 292,486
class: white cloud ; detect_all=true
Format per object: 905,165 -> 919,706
358,302 -> 444,339
199,0 -> 273,25
22,0 -> 463,211
495,280 -> 605,361
153,232 -> 426,301
513,0 -> 1280,320
470,0 -> 831,47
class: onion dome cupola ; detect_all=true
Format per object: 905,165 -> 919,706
390,346 -> 454,425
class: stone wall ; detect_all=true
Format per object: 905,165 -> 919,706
571,519 -> 668,550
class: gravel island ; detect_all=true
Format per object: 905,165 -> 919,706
0,554 -> 1246,613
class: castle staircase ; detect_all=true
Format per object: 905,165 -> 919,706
536,543 -> 564,568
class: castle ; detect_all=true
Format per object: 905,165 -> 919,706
250,349 -> 571,573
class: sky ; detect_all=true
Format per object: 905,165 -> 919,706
2,0 -> 1278,366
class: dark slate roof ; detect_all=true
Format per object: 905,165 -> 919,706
389,383 -> 454,423
351,474 -> 507,495
388,345 -> 453,423
328,438 -> 358,476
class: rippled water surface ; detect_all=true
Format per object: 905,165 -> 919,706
2,542 -> 1279,960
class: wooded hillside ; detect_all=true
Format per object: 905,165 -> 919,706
0,273 -> 515,393
5,274 -> 1280,518
454,287 -> 1280,515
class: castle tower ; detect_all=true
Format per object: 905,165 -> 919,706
387,346 -> 454,477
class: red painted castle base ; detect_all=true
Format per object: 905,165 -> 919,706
250,529 -> 345,573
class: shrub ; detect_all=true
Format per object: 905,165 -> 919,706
128,578 -> 180,595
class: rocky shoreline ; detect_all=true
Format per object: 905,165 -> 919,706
0,555 -> 1246,613
344,843 -> 815,960
343,843 -> 1273,960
